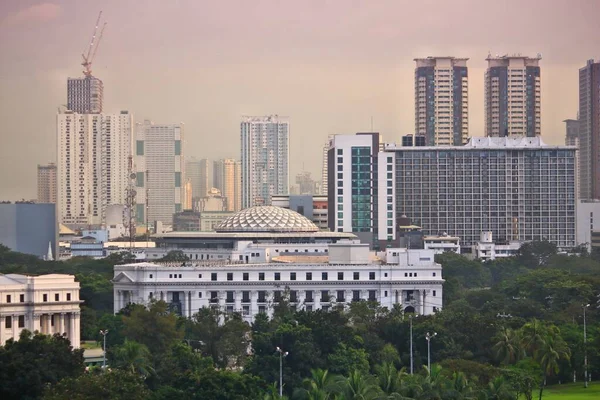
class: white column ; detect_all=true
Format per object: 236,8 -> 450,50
234,291 -> 242,313
0,316 -> 4,345
420,290 -> 425,315
314,289 -> 321,310
60,313 -> 66,336
73,312 -> 81,348
251,291 -> 258,317
298,291 -> 306,310
12,315 -> 18,340
33,314 -> 41,333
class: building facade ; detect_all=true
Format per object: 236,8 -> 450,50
135,120 -> 184,227
186,158 -> 210,201
576,200 -> 600,252
0,274 -> 81,347
241,115 -> 289,207
272,194 -> 329,230
67,76 -> 103,114
414,57 -> 469,146
113,207 -> 444,321
0,203 -> 57,259
213,159 -> 242,212
471,231 -> 522,261
485,55 -> 541,138
378,137 -> 576,250
578,60 -> 600,200
37,163 -> 57,204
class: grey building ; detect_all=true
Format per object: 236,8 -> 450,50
578,59 -> 600,200
67,76 -> 103,114
378,137 -> 576,250
0,203 -> 57,258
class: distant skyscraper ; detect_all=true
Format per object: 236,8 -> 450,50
135,120 -> 184,226
67,76 -> 103,114
578,59 -> 600,200
57,111 -> 133,226
321,135 -> 333,196
213,159 -> 242,212
564,119 -> 580,198
37,163 -> 57,204
241,115 -> 289,208
485,54 -> 541,138
186,158 -> 210,200
415,57 -> 469,146
295,172 -> 318,194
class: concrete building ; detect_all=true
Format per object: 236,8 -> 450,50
0,203 -> 57,259
272,194 -> 329,230
401,134 -> 426,147
0,274 -> 81,347
321,136 -> 333,196
213,159 -> 242,212
379,136 -> 576,250
57,111 -> 133,227
423,234 -> 461,254
564,119 -> 580,197
113,206 -> 444,321
472,231 -> 522,261
195,187 -> 228,212
576,200 -> 600,252
241,115 -> 289,207
414,57 -> 469,146
37,163 -> 57,204
135,120 -> 184,227
578,60 -> 600,200
295,172 -> 320,195
67,76 -> 103,114
186,158 -> 210,201
485,54 -> 541,138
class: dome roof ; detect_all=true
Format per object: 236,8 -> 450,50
215,206 -> 319,233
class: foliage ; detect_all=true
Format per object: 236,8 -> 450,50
43,370 -> 150,400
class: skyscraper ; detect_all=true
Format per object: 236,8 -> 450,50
186,158 -> 210,200
578,59 -> 600,200
57,111 -> 133,226
135,120 -> 184,226
67,76 -> 104,114
414,57 -> 469,145
485,54 -> 541,138
321,135 -> 333,195
37,163 -> 57,204
213,159 -> 242,212
241,115 -> 289,208
564,119 -> 580,199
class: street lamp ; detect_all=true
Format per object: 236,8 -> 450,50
276,347 -> 288,397
99,329 -> 109,370
425,332 -> 437,374
409,314 -> 419,375
583,304 -> 590,388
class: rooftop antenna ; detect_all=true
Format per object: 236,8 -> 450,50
81,11 -> 107,77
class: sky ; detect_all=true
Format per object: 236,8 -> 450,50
0,0 -> 598,200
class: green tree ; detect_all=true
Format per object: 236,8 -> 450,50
43,370 -> 150,400
175,367 -> 265,399
112,339 -> 155,377
327,343 -> 370,376
517,241 -> 558,269
492,327 -> 523,365
293,368 -> 340,400
483,376 -> 516,400
339,370 -> 381,400
159,250 -> 189,262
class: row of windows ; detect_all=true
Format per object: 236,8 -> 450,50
4,293 -> 72,303
157,270 -> 438,281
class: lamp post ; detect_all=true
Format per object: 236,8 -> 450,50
276,347 -> 288,397
425,332 -> 437,374
409,314 -> 418,375
99,329 -> 109,370
583,304 -> 590,388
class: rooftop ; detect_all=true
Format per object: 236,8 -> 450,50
215,206 -> 319,233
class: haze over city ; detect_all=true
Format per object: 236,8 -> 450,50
0,0 -> 598,200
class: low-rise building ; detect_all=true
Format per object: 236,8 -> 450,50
0,274 -> 81,347
472,231 -> 522,261
423,233 -> 461,254
577,200 -> 600,252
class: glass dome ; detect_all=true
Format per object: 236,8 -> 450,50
215,206 -> 319,233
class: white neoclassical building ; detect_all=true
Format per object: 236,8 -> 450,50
113,207 -> 444,321
0,274 -> 81,347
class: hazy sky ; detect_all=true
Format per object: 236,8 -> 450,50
0,0 -> 598,200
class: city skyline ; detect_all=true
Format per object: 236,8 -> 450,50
0,0 -> 599,200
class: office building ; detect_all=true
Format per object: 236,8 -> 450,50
186,158 -> 210,201
37,163 -> 57,204
57,111 -> 133,227
401,134 -> 426,147
414,57 -> 469,146
135,120 -> 184,227
0,273 -> 81,347
67,76 -> 103,114
576,200 -> 600,252
241,115 -> 289,208
321,136 -> 333,195
0,202 -> 57,259
378,136 -> 576,250
328,133 -> 381,246
578,60 -> 600,200
485,54 -> 541,138
564,119 -> 580,197
272,194 -> 329,230
213,159 -> 242,212
113,206 -> 444,320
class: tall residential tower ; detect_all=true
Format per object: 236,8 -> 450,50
578,59 -> 600,200
37,163 -> 57,204
67,76 -> 103,114
213,159 -> 242,212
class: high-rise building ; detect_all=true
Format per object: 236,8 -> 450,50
415,57 -> 469,145
57,111 -> 133,227
578,59 -> 600,200
564,118 -> 580,197
378,137 -> 576,250
67,76 -> 103,114
213,159 -> 242,212
186,158 -> 210,201
485,54 -> 541,138
328,133 -> 381,246
135,120 -> 184,227
295,172 -> 318,195
321,135 -> 333,196
37,163 -> 57,204
241,115 -> 289,208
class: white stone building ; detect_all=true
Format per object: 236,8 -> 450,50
113,207 -> 444,321
0,274 -> 81,347
472,231 -> 522,261
423,234 -> 461,254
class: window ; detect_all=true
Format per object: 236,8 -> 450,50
414,273 -> 417,277
169,274 -> 173,278
243,306 -> 250,316
409,273 -> 412,277
368,290 -> 377,301
258,291 -> 266,302
149,274 -> 153,279
290,272 -> 296,281
5,316 -> 11,329
242,291 -> 250,302
18,315 -> 25,328
179,274 -> 182,278
6,295 -> 11,303
305,291 -> 313,302
274,291 -> 282,303
369,272 -> 375,280
306,305 -> 313,312
259,305 -> 266,313
433,290 -> 437,297
337,149 -> 343,155
353,272 -> 359,280
19,294 -> 24,303
433,272 -> 436,277
198,274 -> 202,278
384,290 -> 388,297
337,290 -> 345,302
211,273 -> 217,281
210,292 -> 218,303
405,273 -> 408,277
290,291 -> 298,302
259,272 -> 265,281
322,272 -> 328,281
198,292 -> 202,298
384,273 -> 388,277
226,291 -> 234,303
274,272 -> 281,281
243,273 -> 249,281
321,290 -> 329,302
338,272 -> 344,280
43,294 -> 48,302
67,293 -> 71,301
352,290 -> 361,302
306,272 -> 312,281
227,273 -> 233,281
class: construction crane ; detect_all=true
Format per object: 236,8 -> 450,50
81,11 -> 107,77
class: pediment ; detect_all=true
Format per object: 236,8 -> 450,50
112,272 -> 134,283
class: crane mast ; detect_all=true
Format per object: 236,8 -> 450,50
81,11 -> 107,77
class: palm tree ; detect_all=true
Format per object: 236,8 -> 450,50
519,319 -> 547,357
112,339 -> 154,377
484,376 -> 515,400
265,382 -> 290,400
339,370 -> 382,400
536,334 -> 570,400
492,327 -> 523,365
442,372 -> 477,400
293,369 -> 340,400
375,363 -> 408,395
